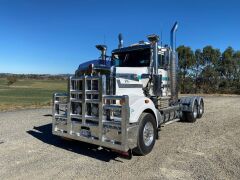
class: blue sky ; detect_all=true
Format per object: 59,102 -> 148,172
0,0 -> 239,74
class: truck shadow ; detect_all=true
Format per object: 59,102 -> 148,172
27,123 -> 124,162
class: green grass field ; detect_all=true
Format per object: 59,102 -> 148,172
0,78 -> 67,111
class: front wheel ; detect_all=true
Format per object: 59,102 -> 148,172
133,113 -> 157,155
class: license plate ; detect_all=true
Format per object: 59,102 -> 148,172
80,129 -> 91,137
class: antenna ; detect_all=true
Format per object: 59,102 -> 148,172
161,30 -> 163,47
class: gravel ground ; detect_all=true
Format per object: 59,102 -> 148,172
0,96 -> 240,180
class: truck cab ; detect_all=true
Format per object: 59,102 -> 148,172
112,43 -> 169,97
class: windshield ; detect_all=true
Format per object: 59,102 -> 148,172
112,48 -> 150,67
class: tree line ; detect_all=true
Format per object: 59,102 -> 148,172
0,73 -> 70,81
0,74 -> 69,86
177,46 -> 240,94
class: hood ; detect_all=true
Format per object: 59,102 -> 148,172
75,59 -> 112,76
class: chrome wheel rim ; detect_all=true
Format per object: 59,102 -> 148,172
143,122 -> 154,146
199,103 -> 203,114
193,104 -> 198,118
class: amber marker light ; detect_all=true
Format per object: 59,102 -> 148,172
120,99 -> 125,105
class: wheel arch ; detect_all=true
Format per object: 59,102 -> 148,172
128,96 -> 161,127
142,108 -> 158,126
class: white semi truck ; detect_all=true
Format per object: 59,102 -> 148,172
52,22 -> 204,156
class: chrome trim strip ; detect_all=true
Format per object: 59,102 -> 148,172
117,79 -> 143,88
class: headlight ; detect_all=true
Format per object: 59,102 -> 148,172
92,105 -> 99,116
73,103 -> 82,115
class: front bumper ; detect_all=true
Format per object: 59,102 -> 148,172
52,75 -> 138,152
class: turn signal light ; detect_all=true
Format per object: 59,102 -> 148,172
120,99 -> 125,105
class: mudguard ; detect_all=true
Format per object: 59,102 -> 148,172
180,96 -> 204,112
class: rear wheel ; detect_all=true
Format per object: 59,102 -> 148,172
186,100 -> 198,123
197,99 -> 204,118
133,113 -> 157,155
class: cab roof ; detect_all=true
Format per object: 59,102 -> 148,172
112,44 -> 150,54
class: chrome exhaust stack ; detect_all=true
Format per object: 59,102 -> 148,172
170,22 -> 179,103
170,22 -> 178,52
118,33 -> 123,48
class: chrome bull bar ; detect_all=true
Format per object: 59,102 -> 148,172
52,75 -> 137,152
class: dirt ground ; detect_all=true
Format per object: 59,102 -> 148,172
0,96 -> 240,180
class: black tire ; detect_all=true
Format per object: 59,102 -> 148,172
133,113 -> 157,155
197,99 -> 204,118
186,100 -> 198,123
180,111 -> 187,121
